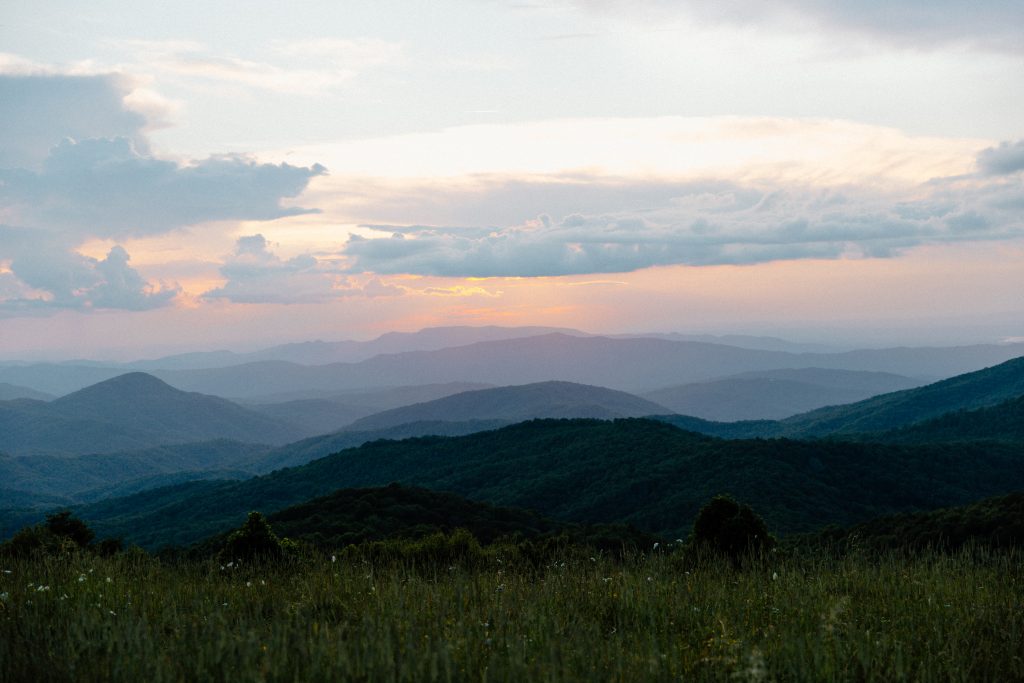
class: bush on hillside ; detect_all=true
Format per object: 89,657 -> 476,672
691,495 -> 775,566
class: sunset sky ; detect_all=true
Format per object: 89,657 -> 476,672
1,1 -> 1022,359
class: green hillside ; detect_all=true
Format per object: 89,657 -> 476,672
877,394 -> 1024,444
45,418 -> 1024,549
247,483 -> 654,551
810,492 -> 1024,552
0,440 -> 266,500
658,355 -> 1024,438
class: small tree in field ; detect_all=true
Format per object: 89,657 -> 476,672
692,495 -> 774,565
220,511 -> 293,562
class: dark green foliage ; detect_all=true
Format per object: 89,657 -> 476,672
876,394 -> 1024,444
219,511 -> 290,562
339,528 -> 487,568
691,495 -> 774,563
0,440 -> 265,503
39,417 -> 1024,550
0,510 -> 104,557
267,484 -> 657,556
45,510 -> 94,548
805,492 -> 1024,553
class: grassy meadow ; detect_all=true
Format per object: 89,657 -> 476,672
2,548 -> 1022,682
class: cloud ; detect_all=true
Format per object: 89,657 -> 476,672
0,71 -> 150,169
578,0 -> 1024,52
1,137 -> 324,240
124,38 -> 403,95
0,69 -> 326,314
0,238 -> 179,313
342,165 -> 1024,277
977,140 -> 1024,176
203,234 -> 403,304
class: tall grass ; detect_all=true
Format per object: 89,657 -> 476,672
1,549 -> 1021,682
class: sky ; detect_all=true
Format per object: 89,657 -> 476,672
1,0 -> 1022,359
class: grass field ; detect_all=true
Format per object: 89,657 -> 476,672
2,548 -> 1022,682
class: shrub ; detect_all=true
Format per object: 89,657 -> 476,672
219,511 -> 294,563
691,495 -> 775,566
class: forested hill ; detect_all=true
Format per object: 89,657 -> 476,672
56,418 -> 1024,549
0,373 -> 303,455
874,394 -> 1024,444
808,492 -> 1024,552
657,355 -> 1024,439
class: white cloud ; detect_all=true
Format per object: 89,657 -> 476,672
341,146 -> 1024,276
203,234 -> 403,304
122,38 -> 403,96
0,69 -> 327,314
577,0 -> 1024,52
0,238 -> 178,314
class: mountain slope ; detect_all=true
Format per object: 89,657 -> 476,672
48,418 -> 1024,549
643,368 -> 924,421
252,420 -> 512,473
0,373 -> 304,455
876,394 -> 1024,444
657,355 -> 1024,438
776,355 -> 1024,436
265,484 -> 569,547
812,492 -> 1024,552
346,381 -> 671,432
50,372 -> 304,445
0,440 -> 266,500
0,383 -> 54,401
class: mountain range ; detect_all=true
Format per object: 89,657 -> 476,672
3,327 -> 1023,399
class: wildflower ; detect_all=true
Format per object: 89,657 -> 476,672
105,577 -> 112,584
772,572 -> 778,581
109,610 -> 116,616
2,570 -> 10,574
77,574 -> 86,583
331,555 -> 336,563
36,585 -> 50,592
246,581 -> 252,587
227,561 -> 234,568
653,542 -> 660,550
0,592 -> 8,601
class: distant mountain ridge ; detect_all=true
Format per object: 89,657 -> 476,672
0,373 -> 304,455
346,381 -> 671,432
0,383 -> 54,401
643,368 -> 924,421
657,355 -> 1024,438
2,328 -> 1022,398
